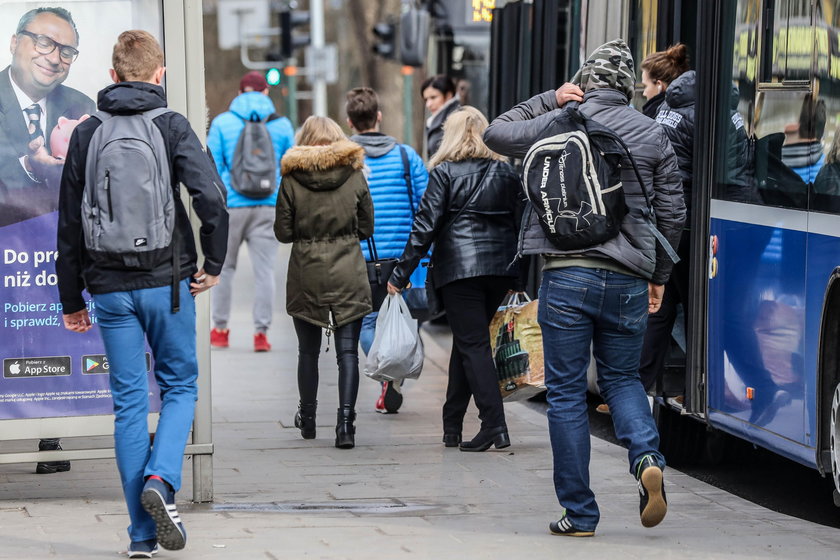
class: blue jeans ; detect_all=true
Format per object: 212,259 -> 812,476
538,267 -> 665,531
94,279 -> 198,542
360,312 -> 377,356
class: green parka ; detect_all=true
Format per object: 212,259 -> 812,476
275,139 -> 374,328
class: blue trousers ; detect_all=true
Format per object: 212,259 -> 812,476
538,267 -> 665,531
94,279 -> 197,542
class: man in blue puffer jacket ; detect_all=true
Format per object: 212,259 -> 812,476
346,87 -> 428,413
207,72 -> 295,352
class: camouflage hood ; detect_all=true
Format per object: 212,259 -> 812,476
571,39 -> 635,103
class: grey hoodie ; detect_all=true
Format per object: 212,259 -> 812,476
350,133 -> 398,158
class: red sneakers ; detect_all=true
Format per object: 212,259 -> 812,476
375,381 -> 403,413
254,332 -> 271,352
210,328 -> 229,348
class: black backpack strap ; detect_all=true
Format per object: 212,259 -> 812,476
398,145 -> 415,217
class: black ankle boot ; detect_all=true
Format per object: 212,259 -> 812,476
459,426 -> 510,452
294,402 -> 317,439
335,407 -> 356,449
442,433 -> 462,447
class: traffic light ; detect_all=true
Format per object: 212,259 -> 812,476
400,8 -> 429,66
280,10 -> 311,59
372,21 -> 396,59
265,67 -> 282,86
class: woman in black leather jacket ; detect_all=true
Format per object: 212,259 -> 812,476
388,106 -> 521,452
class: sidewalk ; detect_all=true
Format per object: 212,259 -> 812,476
2,246 -> 840,558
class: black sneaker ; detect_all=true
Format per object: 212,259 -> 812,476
36,439 -> 71,474
128,539 -> 159,558
140,477 -> 187,550
549,515 -> 595,537
636,454 -> 667,527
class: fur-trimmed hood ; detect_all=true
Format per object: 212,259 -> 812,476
281,139 -> 365,191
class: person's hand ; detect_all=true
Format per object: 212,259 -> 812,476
26,137 -> 64,179
387,282 -> 401,295
648,283 -> 665,314
63,309 -> 92,333
555,82 -> 584,107
190,269 -> 219,295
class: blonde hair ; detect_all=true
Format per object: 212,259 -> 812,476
112,30 -> 164,82
428,106 -> 506,168
295,116 -> 346,146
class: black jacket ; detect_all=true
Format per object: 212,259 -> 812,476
425,98 -> 460,158
389,158 -> 521,289
484,89 -> 685,285
56,82 -> 228,314
655,71 -> 695,218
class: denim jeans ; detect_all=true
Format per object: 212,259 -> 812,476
94,279 -> 198,542
360,312 -> 377,356
538,267 -> 665,531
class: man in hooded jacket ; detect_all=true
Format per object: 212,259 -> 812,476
484,39 -> 685,536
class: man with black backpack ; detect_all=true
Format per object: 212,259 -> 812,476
56,30 -> 228,557
484,39 -> 685,537
345,87 -> 428,413
207,71 -> 294,352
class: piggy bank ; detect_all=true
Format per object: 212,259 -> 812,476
49,114 -> 90,159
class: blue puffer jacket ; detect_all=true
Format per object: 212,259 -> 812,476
351,133 -> 429,259
207,92 -> 295,207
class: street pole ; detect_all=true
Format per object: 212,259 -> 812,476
402,66 -> 414,146
285,64 -> 298,128
310,0 -> 327,116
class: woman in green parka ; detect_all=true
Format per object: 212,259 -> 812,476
275,116 -> 374,449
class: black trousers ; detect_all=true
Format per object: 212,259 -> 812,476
440,275 -> 513,433
639,231 -> 691,392
293,317 -> 362,410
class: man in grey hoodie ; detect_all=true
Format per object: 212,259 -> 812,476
345,87 -> 428,413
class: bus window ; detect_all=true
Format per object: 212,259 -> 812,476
810,1 -> 840,213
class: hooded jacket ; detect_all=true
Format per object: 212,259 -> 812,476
56,82 -> 229,314
349,132 -> 428,259
275,139 -> 374,328
207,91 -> 295,208
484,40 -> 685,285
656,70 -> 695,217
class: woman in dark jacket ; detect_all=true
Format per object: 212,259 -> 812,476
388,106 -> 521,452
639,43 -> 690,118
421,74 -> 460,159
275,116 -> 374,449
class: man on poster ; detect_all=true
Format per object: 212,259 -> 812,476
0,6 -> 95,472
0,6 -> 95,227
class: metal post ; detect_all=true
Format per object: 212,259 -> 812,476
285,65 -> 298,128
402,66 -> 414,146
310,0 -> 327,116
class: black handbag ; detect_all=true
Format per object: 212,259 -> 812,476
366,237 -> 398,310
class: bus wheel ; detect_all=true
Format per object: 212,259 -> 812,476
830,384 -> 840,506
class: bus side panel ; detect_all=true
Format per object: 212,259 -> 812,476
708,217 -> 807,446
804,227 -> 840,449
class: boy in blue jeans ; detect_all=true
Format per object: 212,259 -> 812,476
55,30 -> 228,557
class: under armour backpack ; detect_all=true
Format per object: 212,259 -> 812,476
230,114 -> 278,198
522,107 -> 633,251
82,108 -> 175,271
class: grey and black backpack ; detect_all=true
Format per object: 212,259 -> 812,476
230,114 -> 278,198
82,108 -> 183,310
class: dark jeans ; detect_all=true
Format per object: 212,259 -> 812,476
538,267 -> 665,531
293,318 -> 362,410
440,275 -> 512,434
639,231 -> 690,392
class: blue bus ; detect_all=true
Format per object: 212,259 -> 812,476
488,0 -> 840,504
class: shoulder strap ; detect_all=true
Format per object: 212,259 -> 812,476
398,145 -> 415,217
143,107 -> 172,121
437,161 -> 493,238
92,110 -> 112,124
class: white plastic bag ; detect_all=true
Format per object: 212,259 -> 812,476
364,293 -> 424,382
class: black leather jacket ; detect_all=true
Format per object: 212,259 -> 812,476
390,158 -> 521,289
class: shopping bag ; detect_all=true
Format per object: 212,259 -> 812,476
489,292 -> 545,401
365,293 -> 424,382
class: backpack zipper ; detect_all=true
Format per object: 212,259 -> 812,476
105,170 -> 114,222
